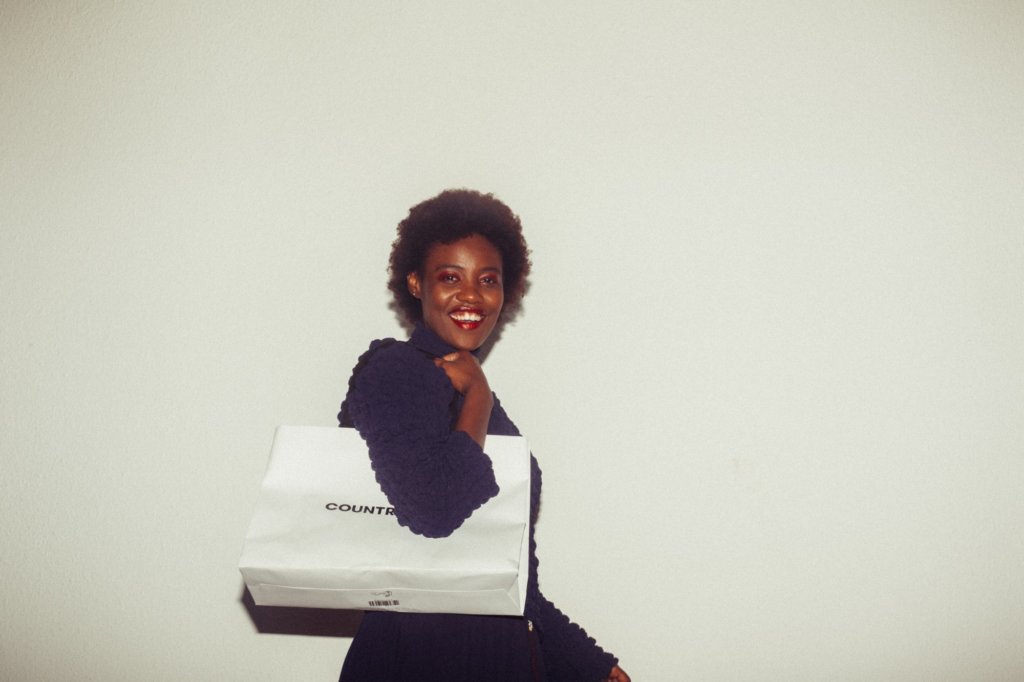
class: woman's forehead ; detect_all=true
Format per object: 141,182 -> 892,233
424,234 -> 502,269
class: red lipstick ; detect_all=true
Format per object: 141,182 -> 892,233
449,307 -> 486,330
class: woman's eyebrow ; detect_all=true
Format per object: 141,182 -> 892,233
432,264 -> 502,272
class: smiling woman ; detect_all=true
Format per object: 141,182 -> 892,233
336,189 -> 630,682
406,234 -> 505,353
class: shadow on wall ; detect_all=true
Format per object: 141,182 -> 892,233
240,586 -> 363,637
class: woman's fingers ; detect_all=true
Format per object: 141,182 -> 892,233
432,352 -> 459,368
433,351 -> 488,395
606,665 -> 631,682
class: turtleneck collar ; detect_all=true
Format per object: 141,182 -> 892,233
408,322 -> 484,358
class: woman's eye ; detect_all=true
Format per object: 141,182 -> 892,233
439,273 -> 459,283
481,276 -> 501,287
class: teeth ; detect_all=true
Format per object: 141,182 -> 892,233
450,311 -> 483,322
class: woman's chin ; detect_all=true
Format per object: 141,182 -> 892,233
441,321 -> 495,351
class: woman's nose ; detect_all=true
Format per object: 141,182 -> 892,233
457,282 -> 482,302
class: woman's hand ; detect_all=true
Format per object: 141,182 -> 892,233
603,664 -> 631,682
434,351 -> 493,447
433,351 -> 489,396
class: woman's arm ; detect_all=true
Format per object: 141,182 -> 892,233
433,350 -> 492,447
531,587 -> 622,681
343,341 -> 499,538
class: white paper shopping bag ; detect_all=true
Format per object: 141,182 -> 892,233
239,426 -> 531,616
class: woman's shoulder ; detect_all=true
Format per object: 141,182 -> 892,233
340,334 -> 452,428
354,335 -> 418,369
348,335 -> 443,390
357,336 -> 403,361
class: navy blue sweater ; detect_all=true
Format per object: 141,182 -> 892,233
338,323 -> 618,681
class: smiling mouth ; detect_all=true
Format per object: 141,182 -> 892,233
449,308 -> 485,330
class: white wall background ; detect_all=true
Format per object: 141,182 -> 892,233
2,2 -> 1022,680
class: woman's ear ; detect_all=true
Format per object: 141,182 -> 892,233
406,271 -> 422,299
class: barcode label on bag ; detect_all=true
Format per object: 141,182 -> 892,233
368,599 -> 400,607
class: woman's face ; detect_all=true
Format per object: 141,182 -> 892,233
407,234 -> 504,351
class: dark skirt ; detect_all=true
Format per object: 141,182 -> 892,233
339,611 -> 545,682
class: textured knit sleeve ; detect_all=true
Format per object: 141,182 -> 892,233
530,554 -> 619,680
340,340 -> 499,539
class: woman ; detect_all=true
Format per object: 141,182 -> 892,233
338,189 -> 630,682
